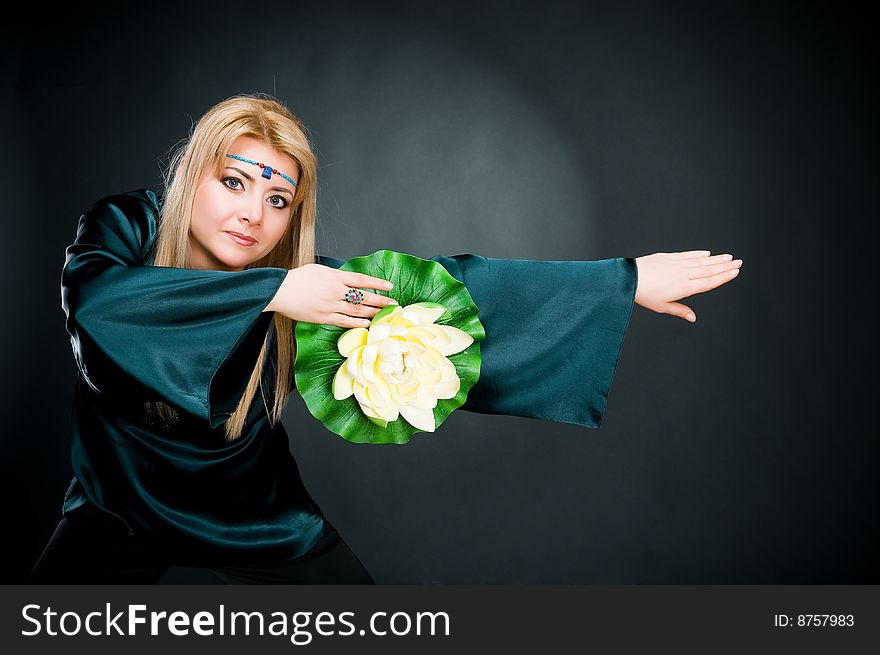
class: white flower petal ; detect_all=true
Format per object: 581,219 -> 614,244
377,360 -> 403,379
390,383 -> 417,405
367,322 -> 392,344
433,325 -> 474,356
375,400 -> 400,421
402,303 -> 447,325
362,344 -> 378,365
423,324 -> 451,347
414,383 -> 438,409
337,327 -> 368,357
399,404 -> 436,432
434,372 -> 460,400
397,368 -> 417,385
440,357 -> 458,382
361,344 -> 378,383
332,362 -> 355,399
359,402 -> 396,426
366,378 -> 390,407
406,327 -> 436,345
359,401 -> 381,419
389,314 -> 415,328
419,344 -> 445,370
377,337 -> 402,358
353,381 -> 369,406
346,346 -> 366,383
406,341 -> 426,357
417,367 -> 442,386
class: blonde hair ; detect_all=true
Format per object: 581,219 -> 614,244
151,93 -> 317,441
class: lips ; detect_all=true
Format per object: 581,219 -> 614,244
226,231 -> 257,246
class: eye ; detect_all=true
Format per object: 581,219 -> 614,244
268,195 -> 289,209
223,176 -> 242,190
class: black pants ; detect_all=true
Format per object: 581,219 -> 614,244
28,511 -> 375,585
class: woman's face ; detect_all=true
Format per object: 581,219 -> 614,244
189,135 -> 299,271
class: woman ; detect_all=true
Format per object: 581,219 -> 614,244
29,94 -> 742,584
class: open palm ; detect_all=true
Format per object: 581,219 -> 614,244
634,250 -> 743,322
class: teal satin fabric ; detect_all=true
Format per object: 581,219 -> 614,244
60,188 -> 636,566
317,254 -> 637,429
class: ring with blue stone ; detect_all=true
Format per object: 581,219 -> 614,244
344,289 -> 365,305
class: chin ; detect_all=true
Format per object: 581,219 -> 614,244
225,258 -> 253,271
209,253 -> 247,271
217,246 -> 258,269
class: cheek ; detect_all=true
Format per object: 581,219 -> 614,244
192,188 -> 228,232
268,217 -> 293,248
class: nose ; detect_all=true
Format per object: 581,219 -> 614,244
239,192 -> 264,227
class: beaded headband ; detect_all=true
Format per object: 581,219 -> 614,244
226,153 -> 298,188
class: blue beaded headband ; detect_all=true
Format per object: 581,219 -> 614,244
226,153 -> 298,188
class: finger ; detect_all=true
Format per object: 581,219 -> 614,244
331,313 -> 372,329
665,302 -> 696,322
687,259 -> 743,280
338,301 -> 396,320
340,288 -> 399,308
344,272 -> 394,291
683,253 -> 733,267
337,302 -> 376,318
685,267 -> 741,295
671,250 -> 712,260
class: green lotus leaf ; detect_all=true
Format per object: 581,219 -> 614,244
295,250 -> 484,444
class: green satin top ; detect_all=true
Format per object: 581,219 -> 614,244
60,188 -> 637,567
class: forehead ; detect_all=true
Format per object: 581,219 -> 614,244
226,135 -> 298,174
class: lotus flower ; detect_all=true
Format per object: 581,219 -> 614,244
332,302 -> 474,432
295,249 -> 484,445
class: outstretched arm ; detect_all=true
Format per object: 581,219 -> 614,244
321,253 -> 636,429
634,251 -> 742,322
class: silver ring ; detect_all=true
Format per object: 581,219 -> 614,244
343,288 -> 364,305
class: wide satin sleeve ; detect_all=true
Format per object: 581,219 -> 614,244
317,253 -> 637,429
62,189 -> 288,429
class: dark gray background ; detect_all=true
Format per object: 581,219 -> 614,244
2,0 -> 876,584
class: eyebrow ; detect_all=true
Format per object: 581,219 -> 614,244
223,166 -> 295,197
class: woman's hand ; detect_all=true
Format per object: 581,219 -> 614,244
634,250 -> 742,323
264,263 -> 398,328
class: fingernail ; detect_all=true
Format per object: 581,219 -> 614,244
729,269 -> 739,276
384,282 -> 393,289
389,299 -> 399,305
686,313 -> 696,322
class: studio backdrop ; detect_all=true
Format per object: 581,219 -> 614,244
2,0 -> 875,584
